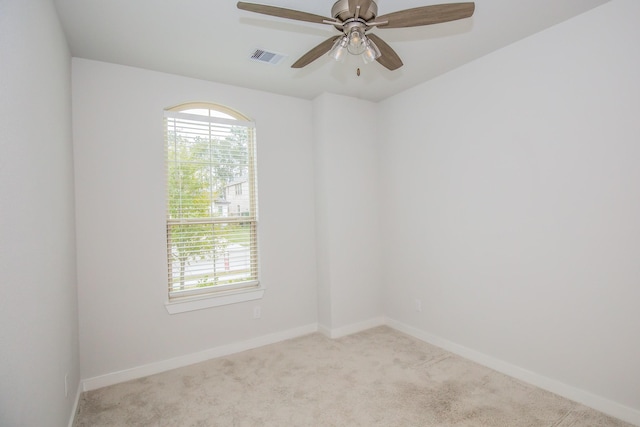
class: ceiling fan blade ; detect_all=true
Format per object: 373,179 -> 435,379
291,36 -> 341,68
237,2 -> 332,25
376,2 -> 475,29
367,33 -> 403,70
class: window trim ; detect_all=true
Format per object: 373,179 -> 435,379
165,286 -> 265,314
163,102 -> 263,314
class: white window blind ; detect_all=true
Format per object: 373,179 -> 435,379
165,106 -> 259,300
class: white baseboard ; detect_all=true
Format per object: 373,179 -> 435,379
68,381 -> 82,427
385,318 -> 640,427
82,323 -> 318,392
319,316 -> 386,339
317,324 -> 332,338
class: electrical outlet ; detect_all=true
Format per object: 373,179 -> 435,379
64,373 -> 69,397
253,306 -> 261,319
415,299 -> 422,313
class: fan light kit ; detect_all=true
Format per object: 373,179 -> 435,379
237,0 -> 475,70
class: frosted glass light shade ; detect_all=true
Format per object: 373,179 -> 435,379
347,27 -> 366,55
362,38 -> 381,63
329,36 -> 349,62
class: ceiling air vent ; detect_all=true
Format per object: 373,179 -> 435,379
249,49 -> 286,65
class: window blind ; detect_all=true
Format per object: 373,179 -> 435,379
164,108 -> 259,299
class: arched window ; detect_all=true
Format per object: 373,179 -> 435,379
164,102 -> 259,308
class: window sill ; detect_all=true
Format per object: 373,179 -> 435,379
165,286 -> 265,314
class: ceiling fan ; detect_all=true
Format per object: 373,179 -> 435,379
237,0 -> 475,70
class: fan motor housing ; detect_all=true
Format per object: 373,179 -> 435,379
331,0 -> 377,21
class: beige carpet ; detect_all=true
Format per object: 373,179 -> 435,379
74,326 -> 633,426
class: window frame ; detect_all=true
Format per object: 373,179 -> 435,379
163,102 -> 263,314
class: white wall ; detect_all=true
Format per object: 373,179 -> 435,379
313,93 -> 383,335
72,59 -> 318,380
379,0 -> 640,421
0,0 -> 80,426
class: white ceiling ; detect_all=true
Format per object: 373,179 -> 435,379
53,0 -> 610,102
